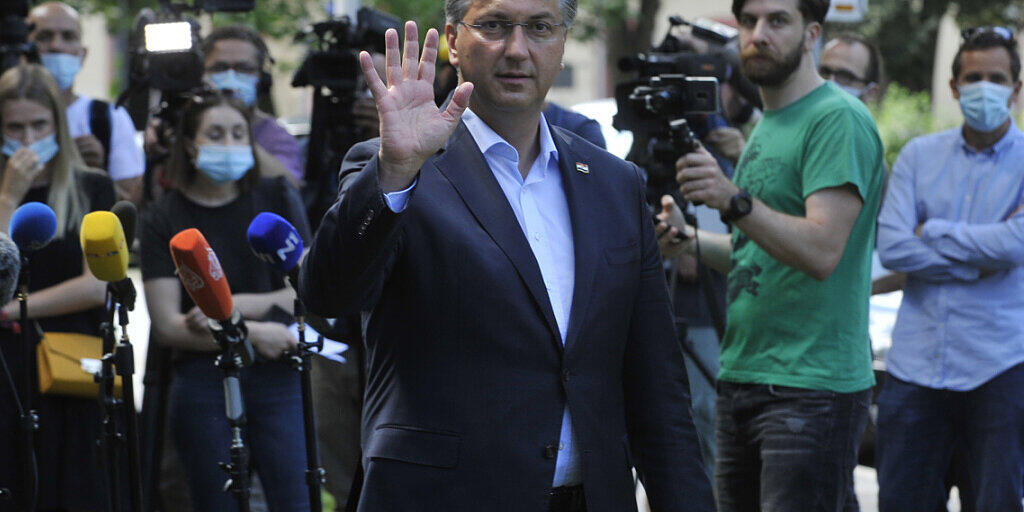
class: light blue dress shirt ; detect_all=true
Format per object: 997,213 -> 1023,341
383,109 -> 583,485
877,121 -> 1024,391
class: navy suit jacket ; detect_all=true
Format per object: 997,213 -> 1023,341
299,120 -> 713,511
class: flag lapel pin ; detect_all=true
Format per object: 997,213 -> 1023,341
575,162 -> 590,174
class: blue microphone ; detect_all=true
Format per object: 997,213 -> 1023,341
246,212 -> 304,276
246,212 -> 333,334
9,202 -> 57,254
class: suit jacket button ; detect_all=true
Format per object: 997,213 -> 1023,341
543,444 -> 558,459
562,369 -> 571,383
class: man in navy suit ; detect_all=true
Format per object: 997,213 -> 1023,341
298,0 -> 713,510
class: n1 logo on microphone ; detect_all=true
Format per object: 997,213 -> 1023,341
275,232 -> 300,263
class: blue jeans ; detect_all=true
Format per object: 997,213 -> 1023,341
169,357 -> 309,512
715,381 -> 870,512
876,363 -> 1024,512
682,326 -> 721,483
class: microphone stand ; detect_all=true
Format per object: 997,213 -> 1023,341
96,293 -> 122,512
209,312 -> 254,512
16,255 -> 39,512
288,293 -> 325,511
110,281 -> 144,511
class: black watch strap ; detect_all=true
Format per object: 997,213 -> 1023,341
721,190 -> 753,224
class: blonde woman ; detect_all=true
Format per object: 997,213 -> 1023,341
0,64 -> 116,511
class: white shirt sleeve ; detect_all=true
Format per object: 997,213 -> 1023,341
106,105 -> 145,181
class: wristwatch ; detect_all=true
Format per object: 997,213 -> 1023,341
721,190 -> 753,224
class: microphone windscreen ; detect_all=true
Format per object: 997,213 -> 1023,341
9,202 -> 57,253
81,211 -> 129,282
246,212 -> 303,273
0,232 -> 20,304
111,201 -> 138,246
169,228 -> 233,321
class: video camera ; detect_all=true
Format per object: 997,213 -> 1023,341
291,7 -> 400,91
291,7 -> 402,231
0,0 -> 37,74
614,16 -> 730,203
136,0 -> 257,94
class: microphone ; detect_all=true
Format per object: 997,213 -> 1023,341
246,212 -> 303,283
0,233 -> 20,304
169,228 -> 253,365
81,211 -> 129,282
81,210 -> 137,310
246,213 -> 332,334
111,201 -> 137,247
9,202 -> 57,254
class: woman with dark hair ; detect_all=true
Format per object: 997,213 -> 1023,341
0,64 -> 116,511
140,89 -> 312,511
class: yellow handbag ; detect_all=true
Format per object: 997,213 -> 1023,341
36,332 -> 122,398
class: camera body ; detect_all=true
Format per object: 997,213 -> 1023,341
291,7 -> 401,91
0,0 -> 37,74
614,16 -> 726,203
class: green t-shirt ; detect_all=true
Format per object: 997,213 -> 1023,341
721,82 -> 884,393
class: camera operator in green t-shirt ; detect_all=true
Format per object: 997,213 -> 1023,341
656,0 -> 885,509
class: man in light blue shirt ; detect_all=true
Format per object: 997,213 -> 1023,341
876,28 -> 1024,512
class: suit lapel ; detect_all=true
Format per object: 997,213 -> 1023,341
433,123 -> 562,349
551,127 -> 599,354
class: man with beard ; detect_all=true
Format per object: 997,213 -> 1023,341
657,0 -> 885,509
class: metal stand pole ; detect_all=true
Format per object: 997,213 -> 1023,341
290,297 -> 325,511
112,283 -> 144,511
210,315 -> 252,512
17,256 -> 38,512
97,298 -> 122,512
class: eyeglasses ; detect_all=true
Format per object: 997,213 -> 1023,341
818,65 -> 868,86
961,26 -> 1015,42
459,19 -> 568,43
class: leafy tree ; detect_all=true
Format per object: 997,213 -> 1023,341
834,0 -> 1022,92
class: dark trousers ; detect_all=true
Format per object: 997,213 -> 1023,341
714,381 -> 870,512
311,354 -> 363,510
169,358 -> 309,512
549,485 -> 586,512
876,364 -> 1024,512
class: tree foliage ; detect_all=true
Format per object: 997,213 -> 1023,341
834,0 -> 1022,92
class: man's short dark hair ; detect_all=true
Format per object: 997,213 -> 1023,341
201,25 -> 271,68
952,31 -> 1021,82
831,32 -> 884,85
732,0 -> 830,25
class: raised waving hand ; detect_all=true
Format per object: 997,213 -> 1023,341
360,21 -> 474,192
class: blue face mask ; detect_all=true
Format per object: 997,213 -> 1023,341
958,81 -> 1014,132
831,80 -> 865,100
208,70 -> 259,107
2,135 -> 60,164
40,53 -> 82,91
195,145 -> 254,183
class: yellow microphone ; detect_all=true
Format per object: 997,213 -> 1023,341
81,211 -> 130,282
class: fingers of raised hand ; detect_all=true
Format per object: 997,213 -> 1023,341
402,21 -> 420,81
384,28 -> 402,87
360,51 -> 388,101
441,82 -> 474,123
419,28 -> 439,84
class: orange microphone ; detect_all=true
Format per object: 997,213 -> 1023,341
169,228 -> 233,321
169,228 -> 253,365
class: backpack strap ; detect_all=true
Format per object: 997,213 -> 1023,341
88,99 -> 113,170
